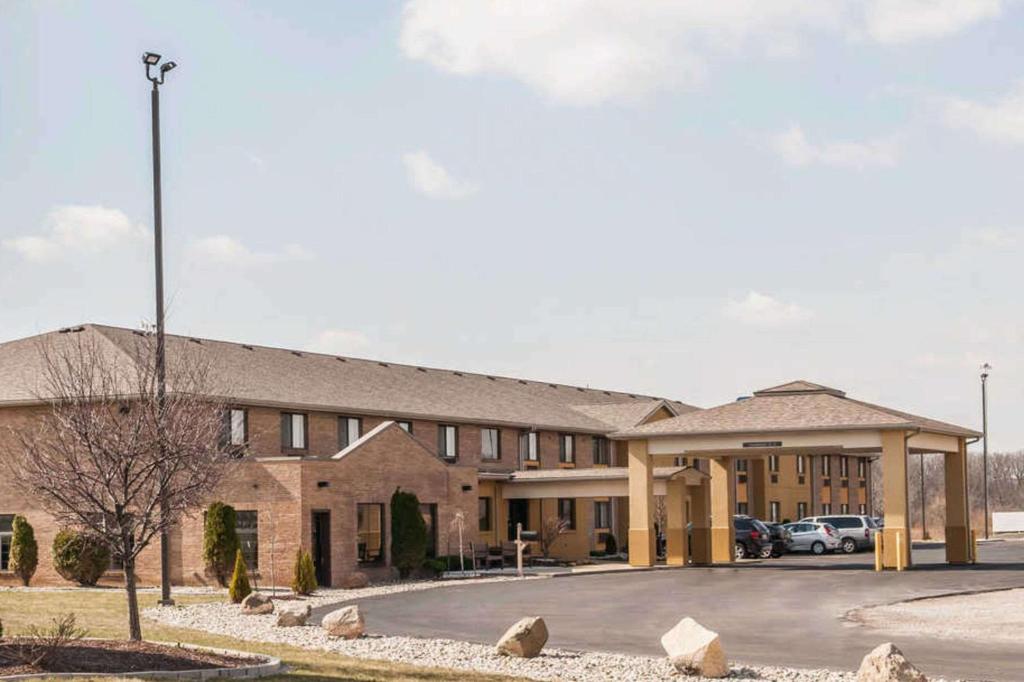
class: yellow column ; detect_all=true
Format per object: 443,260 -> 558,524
627,439 -> 655,567
881,431 -> 912,569
749,458 -> 767,520
665,478 -> 689,566
944,438 -> 971,564
690,478 -> 711,565
709,456 -> 736,563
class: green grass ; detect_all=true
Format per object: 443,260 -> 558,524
0,589 -> 521,681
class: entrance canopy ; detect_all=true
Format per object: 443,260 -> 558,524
497,465 -> 707,500
611,381 -> 981,570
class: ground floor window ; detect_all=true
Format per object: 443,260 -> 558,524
237,510 -> 259,570
420,503 -> 437,558
822,503 -> 832,514
797,502 -> 808,519
736,502 -> 748,515
770,501 -> 780,522
478,497 -> 492,532
357,503 -> 385,565
840,503 -> 849,514
0,515 -> 12,571
859,504 -> 866,515
594,500 -> 610,529
557,498 -> 576,530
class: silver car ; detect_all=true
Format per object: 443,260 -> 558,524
800,515 -> 879,553
782,522 -> 842,555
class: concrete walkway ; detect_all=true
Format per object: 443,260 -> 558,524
313,542 -> 1024,681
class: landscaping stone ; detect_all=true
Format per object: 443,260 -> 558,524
660,616 -> 729,678
856,643 -> 927,682
322,604 -> 365,639
276,603 -> 312,627
241,592 -> 274,615
341,572 -> 369,589
495,616 -> 548,658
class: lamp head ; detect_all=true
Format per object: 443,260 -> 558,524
981,362 -> 992,380
160,61 -> 177,73
143,52 -> 162,66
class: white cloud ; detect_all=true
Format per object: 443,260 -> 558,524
402,150 -> 479,200
862,0 -> 1003,45
399,1 -> 1002,105
2,205 -> 146,262
770,125 -> 899,169
723,291 -> 812,327
943,83 -> 1024,145
962,227 -> 1019,249
306,329 -> 372,356
188,236 -> 313,267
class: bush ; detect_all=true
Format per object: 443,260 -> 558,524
603,533 -> 618,556
52,529 -> 111,586
203,502 -> 239,587
10,515 -> 38,586
228,548 -> 251,603
422,557 -> 447,577
291,549 -> 317,595
1,613 -> 85,668
390,488 -> 427,579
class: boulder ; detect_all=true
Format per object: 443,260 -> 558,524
856,643 -> 928,682
241,592 -> 274,615
660,617 -> 729,678
495,616 -> 548,658
322,604 -> 365,639
275,603 -> 312,627
341,572 -> 370,589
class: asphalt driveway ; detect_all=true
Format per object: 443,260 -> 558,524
313,541 -> 1024,680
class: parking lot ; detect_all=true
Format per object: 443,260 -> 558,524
316,541 -> 1024,680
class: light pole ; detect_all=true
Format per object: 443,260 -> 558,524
981,362 -> 991,540
143,51 -> 177,606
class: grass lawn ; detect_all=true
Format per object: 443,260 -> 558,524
0,589 -> 521,681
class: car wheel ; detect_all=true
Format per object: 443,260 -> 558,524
811,541 -> 826,555
841,538 -> 857,554
735,543 -> 747,560
759,545 -> 772,559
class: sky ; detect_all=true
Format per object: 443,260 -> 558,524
1,1 -> 1021,450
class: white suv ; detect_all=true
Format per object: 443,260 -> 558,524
799,515 -> 879,553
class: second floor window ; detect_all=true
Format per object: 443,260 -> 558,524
797,455 -> 806,475
397,421 -> 412,433
768,455 -> 779,472
559,434 -> 575,463
520,431 -> 539,462
338,416 -> 362,449
481,428 -> 500,460
736,459 -> 748,472
822,456 -> 832,477
438,425 -> 458,459
223,408 -> 247,447
281,412 -> 307,450
593,437 -> 610,465
857,457 -> 867,478
840,456 -> 849,478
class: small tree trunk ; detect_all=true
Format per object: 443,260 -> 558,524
123,557 -> 143,641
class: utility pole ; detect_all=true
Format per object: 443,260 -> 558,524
981,363 -> 991,540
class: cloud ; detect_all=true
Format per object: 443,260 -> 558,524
943,83 -> 1024,145
769,125 -> 899,169
306,329 -> 372,356
962,227 -> 1019,249
188,236 -> 314,267
2,205 -> 146,262
402,150 -> 479,199
861,0 -> 1003,44
399,1 -> 1002,105
723,291 -> 812,327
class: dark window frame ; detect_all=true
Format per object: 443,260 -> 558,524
397,420 -> 413,434
0,514 -> 13,572
521,431 -> 539,462
337,415 -> 363,450
557,498 -> 577,530
478,497 -> 493,532
593,500 -> 610,529
236,510 -> 259,570
559,433 -> 575,464
438,424 -> 458,460
356,503 -> 386,566
593,436 -> 611,465
280,412 -> 309,451
481,427 -> 501,460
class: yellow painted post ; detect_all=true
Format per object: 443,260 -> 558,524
627,439 -> 656,567
944,438 -> 972,564
971,529 -> 978,564
665,478 -> 688,566
689,478 -> 712,565
881,431 -> 912,569
874,532 -> 884,572
709,456 -> 737,563
895,531 -> 904,571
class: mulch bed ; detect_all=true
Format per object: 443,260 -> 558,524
0,639 -> 260,676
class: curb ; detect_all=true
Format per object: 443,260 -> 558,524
0,641 -> 283,681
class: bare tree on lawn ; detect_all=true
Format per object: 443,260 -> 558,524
3,332 -> 236,640
540,516 -> 570,558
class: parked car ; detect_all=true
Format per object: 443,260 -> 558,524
782,521 -> 842,555
734,515 -> 773,560
762,521 -> 791,558
799,515 -> 879,553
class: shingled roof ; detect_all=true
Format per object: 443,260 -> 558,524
615,380 -> 979,439
0,324 -> 698,433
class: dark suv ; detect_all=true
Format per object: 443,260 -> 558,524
734,516 -> 773,559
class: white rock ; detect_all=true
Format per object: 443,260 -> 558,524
495,616 -> 548,658
323,604 -> 365,639
276,602 -> 312,627
660,616 -> 729,678
856,643 -> 927,682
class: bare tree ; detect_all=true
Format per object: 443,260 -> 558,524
539,516 -> 570,558
3,332 -> 235,640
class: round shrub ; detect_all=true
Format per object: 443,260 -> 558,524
52,528 -> 111,586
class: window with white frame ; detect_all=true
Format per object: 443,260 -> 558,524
438,425 -> 458,459
481,428 -> 500,460
236,510 -> 258,570
281,412 -> 307,450
559,434 -> 575,463
338,416 -> 362,450
0,515 -> 13,571
520,431 -> 539,462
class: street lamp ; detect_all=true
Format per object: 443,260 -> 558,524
143,50 -> 177,606
981,363 -> 991,540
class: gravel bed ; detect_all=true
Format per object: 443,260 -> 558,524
144,576 -> 861,681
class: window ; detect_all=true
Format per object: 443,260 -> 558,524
822,503 -> 832,514
594,501 -> 611,529
822,456 -> 832,477
281,412 -> 307,450
797,455 -> 806,475
397,421 -> 412,433
770,501 -> 781,523
338,416 -> 362,449
675,456 -> 688,467
438,425 -> 458,459
559,434 -> 575,463
478,497 -> 492,532
557,498 -> 576,530
236,511 -> 258,570
593,437 -> 611,465
840,456 -> 849,478
420,504 -> 437,558
736,459 -> 748,472
859,503 -> 867,515
797,502 -> 808,519
481,428 -> 500,460
840,503 -> 849,514
737,502 -> 749,515
768,455 -> 779,472
357,503 -> 385,565
520,431 -> 539,462
857,457 -> 867,478
0,515 -> 12,571
224,408 -> 247,447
